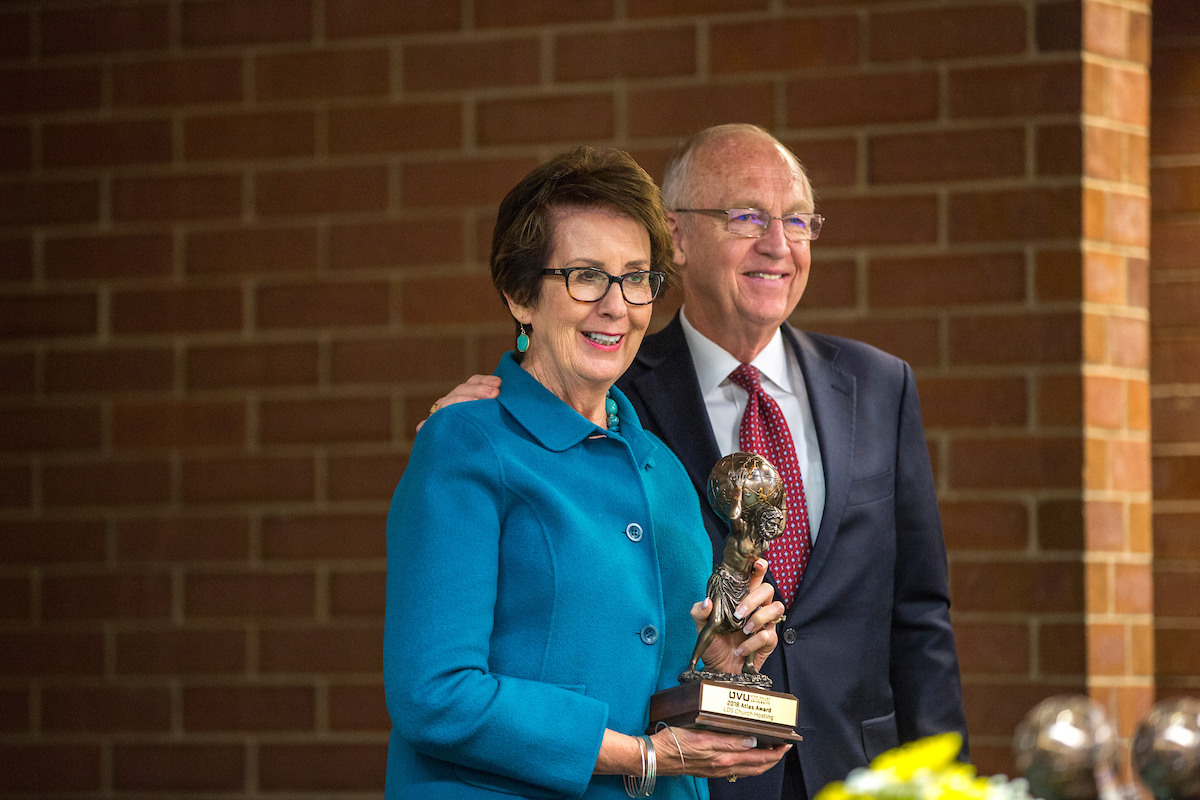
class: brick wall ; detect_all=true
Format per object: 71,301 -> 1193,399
0,0 -> 1180,796
1150,0 -> 1200,701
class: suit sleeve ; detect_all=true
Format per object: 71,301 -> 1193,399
889,362 -> 970,757
383,412 -> 609,795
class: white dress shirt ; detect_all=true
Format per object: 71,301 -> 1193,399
679,307 -> 825,541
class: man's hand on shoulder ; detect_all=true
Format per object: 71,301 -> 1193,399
416,375 -> 502,433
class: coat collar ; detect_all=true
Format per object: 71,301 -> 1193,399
494,352 -> 657,467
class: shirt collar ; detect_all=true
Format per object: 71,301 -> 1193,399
493,352 -> 656,465
679,306 -> 791,395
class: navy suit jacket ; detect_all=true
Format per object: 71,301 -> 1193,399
616,315 -> 968,800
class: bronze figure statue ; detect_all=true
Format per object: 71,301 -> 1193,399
682,452 -> 787,688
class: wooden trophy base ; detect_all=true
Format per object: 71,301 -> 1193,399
649,679 -> 803,748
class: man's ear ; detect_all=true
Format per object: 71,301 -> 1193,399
667,212 -> 687,269
503,293 -> 533,325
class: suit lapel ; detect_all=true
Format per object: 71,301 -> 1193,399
785,325 -> 856,605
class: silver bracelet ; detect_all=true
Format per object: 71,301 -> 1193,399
623,734 -> 656,797
655,722 -> 686,776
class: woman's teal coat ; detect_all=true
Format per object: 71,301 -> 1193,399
384,353 -> 712,799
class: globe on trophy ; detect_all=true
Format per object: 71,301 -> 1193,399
1132,697 -> 1200,800
1013,695 -> 1120,800
647,452 -> 802,747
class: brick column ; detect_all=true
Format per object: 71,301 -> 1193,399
1080,0 -> 1155,764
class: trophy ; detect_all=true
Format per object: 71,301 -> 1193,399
648,452 -> 803,747
1012,695 -> 1121,800
1132,697 -> 1200,800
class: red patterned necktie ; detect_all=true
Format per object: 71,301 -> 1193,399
728,364 -> 812,606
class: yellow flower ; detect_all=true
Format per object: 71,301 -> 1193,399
869,732 -> 963,779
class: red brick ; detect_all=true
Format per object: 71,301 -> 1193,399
259,742 -> 387,791
260,396 -> 392,445
1083,250 -> 1125,305
1085,375 -> 1124,429
0,631 -> 105,676
1155,628 -> 1200,676
42,686 -> 171,732
0,405 -> 102,452
1155,567 -> 1200,618
113,173 -> 242,222
404,38 -> 539,92
0,464 -> 31,508
0,351 -> 34,394
0,577 -> 29,619
116,629 -> 246,675
256,48 -> 389,101
1154,512 -> 1200,559
555,27 -> 695,82
1039,499 -> 1085,551
113,744 -> 244,791
0,11 -> 30,59
262,513 -> 386,559
787,71 -> 939,128
187,226 -> 319,275
0,124 -> 31,172
870,128 -> 1025,184
0,65 -> 102,114
182,456 -> 314,503
950,187 -> 1082,242
42,573 -> 172,621
1083,123 -> 1123,181
1114,562 -> 1153,614
1153,395 -> 1200,443
330,217 -> 464,270
954,621 -> 1030,674
869,253 -> 1025,307
182,0 -> 311,45
0,238 -> 33,281
815,196 -> 939,249
113,400 -> 246,450
1153,0 -> 1200,41
45,233 -> 174,280
112,286 -> 243,334
1152,337 -> 1200,384
256,164 -> 387,217
790,137 -> 857,189
950,62 -> 1082,118
0,292 -> 97,340
871,4 -> 1026,61
949,437 -> 1083,489
1032,247 -> 1080,303
328,101 -> 462,154
1153,165 -> 1200,214
631,0 -> 765,15
1153,454 -> 1200,501
331,335 -> 468,384
952,559 -> 1084,612
1103,65 -> 1149,127
114,57 -> 243,108
0,744 -> 102,792
43,459 -> 171,507
1151,45 -> 1200,100
1040,622 -> 1086,675
630,82 -> 775,138
184,110 -> 316,160
257,280 -> 389,330
326,0 -> 459,37
1038,0 -> 1082,52
1109,315 -> 1148,369
187,341 -> 319,390
478,93 -> 615,146
330,569 -> 385,616
116,515 -> 249,562
401,274 -> 509,326
328,455 -> 408,501
477,0 -> 611,27
918,376 -> 1027,428
0,180 -> 99,226
1151,106 -> 1200,157
712,16 -> 858,72
183,684 -> 315,731
401,156 -> 539,209
47,347 -> 174,394
329,683 -> 390,730
0,687 -> 29,731
40,3 -> 170,55
186,572 -> 315,617
805,318 -> 940,368
260,624 -> 383,673
1038,122 -> 1083,176
799,257 -> 856,309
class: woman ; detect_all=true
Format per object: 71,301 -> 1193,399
385,147 -> 789,798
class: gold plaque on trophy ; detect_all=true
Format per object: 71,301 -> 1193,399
649,679 -> 802,747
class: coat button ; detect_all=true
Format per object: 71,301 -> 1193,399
625,523 -> 643,542
639,625 -> 659,645
783,628 -> 797,645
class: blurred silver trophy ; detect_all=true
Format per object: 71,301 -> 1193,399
1014,695 -> 1121,800
1132,697 -> 1200,800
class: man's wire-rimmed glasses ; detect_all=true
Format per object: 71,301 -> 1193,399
673,208 -> 824,241
542,268 -> 665,305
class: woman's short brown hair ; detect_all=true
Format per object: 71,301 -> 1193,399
490,146 -> 674,320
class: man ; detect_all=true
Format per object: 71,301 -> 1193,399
428,124 -> 968,800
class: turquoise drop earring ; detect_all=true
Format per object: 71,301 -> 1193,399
516,324 -> 529,353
